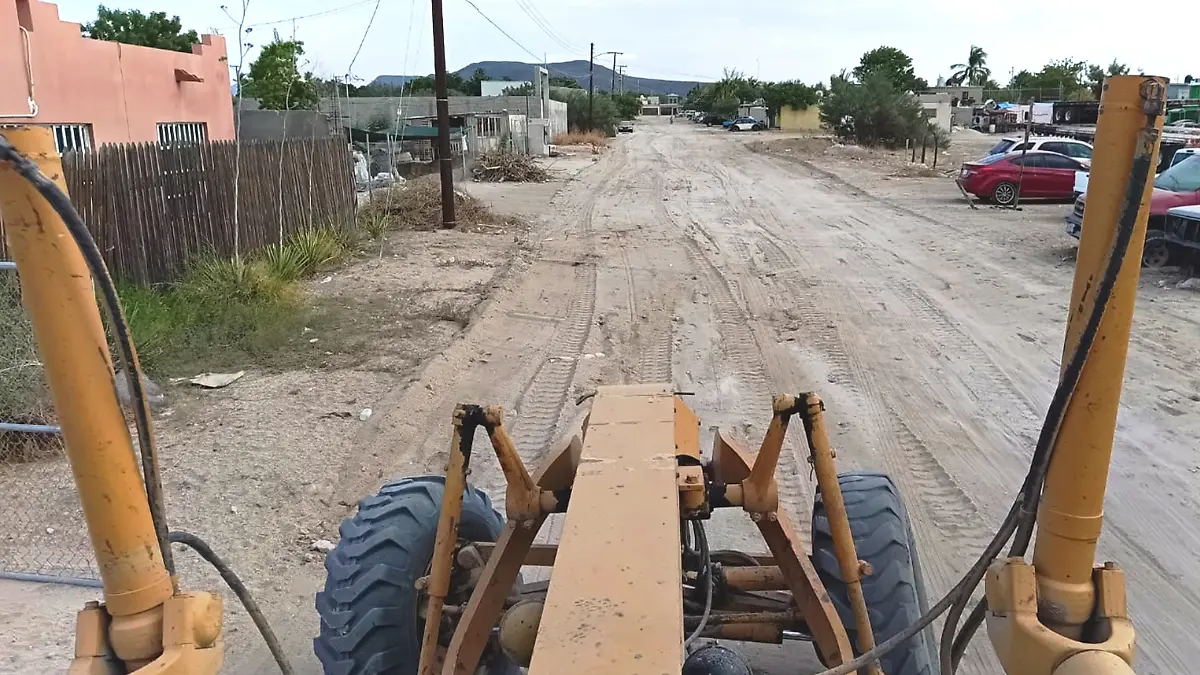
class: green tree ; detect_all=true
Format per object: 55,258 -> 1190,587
550,89 -> 618,135
503,83 -> 534,96
853,46 -> 923,92
83,5 -> 198,53
239,40 -> 319,110
762,80 -> 819,126
549,75 -> 582,89
820,73 -> 944,149
365,112 -> 391,132
609,92 -> 641,120
949,46 -> 990,86
1086,60 -> 1130,99
1007,59 -> 1089,100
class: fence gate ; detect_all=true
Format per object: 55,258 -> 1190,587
0,262 -> 99,586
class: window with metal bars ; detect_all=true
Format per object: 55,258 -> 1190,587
49,124 -> 94,153
156,122 -> 208,147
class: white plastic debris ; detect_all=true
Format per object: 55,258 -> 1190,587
358,408 -> 373,421
189,371 -> 245,389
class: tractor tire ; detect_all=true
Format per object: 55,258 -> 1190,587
314,476 -> 516,675
812,472 -> 939,675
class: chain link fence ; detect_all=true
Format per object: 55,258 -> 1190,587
0,264 -> 99,585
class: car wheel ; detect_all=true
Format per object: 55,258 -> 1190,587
1142,231 -> 1172,269
992,181 -> 1018,206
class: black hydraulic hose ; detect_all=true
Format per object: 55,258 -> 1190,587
943,122 -> 1160,673
169,531 -> 295,675
2,135 -> 292,675
684,521 -> 713,647
0,133 -> 174,576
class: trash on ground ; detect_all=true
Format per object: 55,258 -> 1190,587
189,371 -> 246,389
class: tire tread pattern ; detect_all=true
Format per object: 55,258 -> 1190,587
314,476 -> 505,675
812,471 -> 939,675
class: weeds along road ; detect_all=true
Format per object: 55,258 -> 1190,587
279,118 -> 1199,674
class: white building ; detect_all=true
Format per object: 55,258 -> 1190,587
481,80 -> 531,97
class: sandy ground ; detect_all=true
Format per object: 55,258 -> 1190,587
4,118 -> 1200,675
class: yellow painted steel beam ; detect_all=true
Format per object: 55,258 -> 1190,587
0,126 -> 173,665
1033,76 -> 1165,634
527,384 -> 683,675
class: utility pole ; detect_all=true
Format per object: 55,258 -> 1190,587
609,52 -> 623,92
588,42 -> 595,131
431,0 -> 455,228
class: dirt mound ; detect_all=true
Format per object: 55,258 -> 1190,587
361,176 -> 515,231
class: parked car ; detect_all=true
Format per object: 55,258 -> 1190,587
958,151 -> 1087,206
618,120 -> 634,133
727,116 -> 767,132
702,115 -> 728,126
1066,155 -> 1200,268
985,136 -> 1094,163
1073,147 -> 1200,199
1165,204 -> 1200,268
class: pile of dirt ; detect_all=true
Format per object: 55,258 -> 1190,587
473,150 -> 550,183
361,176 -> 515,231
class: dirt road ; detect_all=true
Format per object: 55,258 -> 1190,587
333,118 -> 1198,674
7,118 -> 1198,674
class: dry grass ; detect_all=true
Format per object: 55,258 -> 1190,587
552,130 -> 610,147
360,176 -> 514,231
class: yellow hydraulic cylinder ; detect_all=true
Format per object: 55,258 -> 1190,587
1033,76 -> 1165,633
0,128 -> 173,655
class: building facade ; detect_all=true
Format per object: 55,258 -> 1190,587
1,0 -> 234,150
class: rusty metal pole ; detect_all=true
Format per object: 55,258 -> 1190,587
430,0 -> 456,229
801,392 -> 882,675
0,126 -> 173,665
417,405 -> 475,675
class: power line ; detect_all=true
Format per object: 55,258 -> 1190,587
346,0 -> 383,74
458,0 -> 543,63
234,0 -> 378,30
512,0 -> 582,55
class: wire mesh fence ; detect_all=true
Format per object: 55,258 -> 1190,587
0,267 -> 99,585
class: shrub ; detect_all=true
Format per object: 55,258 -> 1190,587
552,130 -> 609,147
819,74 -> 948,149
551,89 -> 619,136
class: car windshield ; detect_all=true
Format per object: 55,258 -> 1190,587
1154,156 -> 1200,192
987,139 -> 1016,155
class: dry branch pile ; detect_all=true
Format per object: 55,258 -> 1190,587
472,150 -> 550,183
360,176 -> 514,231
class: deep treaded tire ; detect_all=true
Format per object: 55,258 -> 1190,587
812,471 -> 939,675
314,476 -> 512,675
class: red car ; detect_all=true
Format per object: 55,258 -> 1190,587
958,151 -> 1087,206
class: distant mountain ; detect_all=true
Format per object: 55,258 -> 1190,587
370,60 -> 702,96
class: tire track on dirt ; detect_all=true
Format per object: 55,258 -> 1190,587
677,143 -> 999,596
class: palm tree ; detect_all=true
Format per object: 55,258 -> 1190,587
949,46 -> 990,86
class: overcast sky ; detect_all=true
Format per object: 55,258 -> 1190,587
53,0 -> 1198,86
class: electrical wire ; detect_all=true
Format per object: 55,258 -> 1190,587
170,531 -> 295,675
684,520 -> 713,647
512,0 -> 582,55
458,0 -> 543,63
346,0 -> 383,76
0,133 -> 174,577
0,135 -> 291,675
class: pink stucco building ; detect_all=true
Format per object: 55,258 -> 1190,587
1,0 -> 234,150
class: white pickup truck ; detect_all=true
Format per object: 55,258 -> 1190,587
1074,147 -> 1200,198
